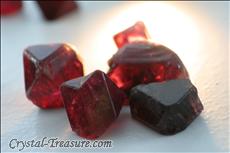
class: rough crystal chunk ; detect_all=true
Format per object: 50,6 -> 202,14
114,21 -> 150,48
23,43 -> 83,109
61,70 -> 127,139
108,41 -> 189,94
130,79 -> 203,135
1,1 -> 22,15
37,1 -> 77,20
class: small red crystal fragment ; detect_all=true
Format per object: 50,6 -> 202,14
61,70 -> 126,139
1,1 -> 22,15
23,43 -> 84,109
108,42 -> 189,94
114,21 -> 150,48
37,1 -> 77,20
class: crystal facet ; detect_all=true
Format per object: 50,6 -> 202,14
61,70 -> 126,139
37,1 -> 77,20
114,21 -> 150,48
1,1 -> 22,15
23,43 -> 83,109
130,79 -> 203,135
108,42 -> 189,94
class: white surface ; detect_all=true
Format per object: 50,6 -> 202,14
1,1 -> 229,152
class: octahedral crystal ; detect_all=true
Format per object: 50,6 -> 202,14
108,41 -> 189,94
113,21 -> 150,48
61,70 -> 127,139
129,79 -> 204,135
37,1 -> 78,20
23,43 -> 83,109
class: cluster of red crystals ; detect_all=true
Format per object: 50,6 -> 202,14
36,1 -> 78,20
1,1 -> 22,15
21,20 -> 203,139
108,41 -> 189,94
23,43 -> 83,109
130,79 -> 203,135
114,21 -> 150,48
61,70 -> 126,139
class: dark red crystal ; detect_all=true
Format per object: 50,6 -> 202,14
23,43 -> 83,109
37,1 -> 77,20
130,79 -> 203,135
1,1 -> 22,15
108,42 -> 189,94
114,21 -> 150,48
61,70 -> 126,139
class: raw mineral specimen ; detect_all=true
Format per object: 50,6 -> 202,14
1,1 -> 22,15
37,1 -> 78,20
108,41 -> 189,94
129,79 -> 203,135
23,43 -> 83,109
114,21 -> 150,48
61,70 -> 127,139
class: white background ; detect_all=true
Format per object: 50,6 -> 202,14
1,1 -> 229,152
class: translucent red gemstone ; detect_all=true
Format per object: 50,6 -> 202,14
108,42 -> 189,94
113,21 -> 150,48
1,1 -> 22,15
23,43 -> 83,109
36,1 -> 78,20
61,70 -> 126,139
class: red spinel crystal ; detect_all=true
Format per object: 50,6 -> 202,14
108,42 -> 189,94
114,21 -> 150,48
61,70 -> 126,139
23,43 -> 84,109
1,1 -> 22,15
130,79 -> 203,135
37,1 -> 78,20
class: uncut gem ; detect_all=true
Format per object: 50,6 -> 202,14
1,1 -> 22,15
37,1 -> 78,20
108,41 -> 189,94
61,70 -> 127,139
130,79 -> 204,135
23,43 -> 83,109
114,21 -> 150,48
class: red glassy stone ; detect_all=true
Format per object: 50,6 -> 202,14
1,1 -> 22,15
37,1 -> 78,20
23,43 -> 84,109
114,21 -> 150,48
61,70 -> 126,139
107,42 -> 189,94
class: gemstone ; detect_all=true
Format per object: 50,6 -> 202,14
1,1 -> 22,15
36,1 -> 78,20
108,41 -> 189,94
114,21 -> 150,48
23,43 -> 84,109
61,70 -> 126,139
130,79 -> 204,135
